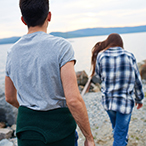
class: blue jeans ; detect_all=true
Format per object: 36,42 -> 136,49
107,110 -> 131,146
75,130 -> 78,146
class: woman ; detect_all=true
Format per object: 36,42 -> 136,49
91,33 -> 144,146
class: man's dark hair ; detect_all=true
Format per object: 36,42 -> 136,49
19,0 -> 49,27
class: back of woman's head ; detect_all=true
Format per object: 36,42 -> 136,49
91,33 -> 123,76
19,0 -> 49,27
105,33 -> 123,48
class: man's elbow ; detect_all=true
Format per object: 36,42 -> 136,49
5,96 -> 14,105
66,95 -> 83,108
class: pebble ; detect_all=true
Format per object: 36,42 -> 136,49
0,139 -> 13,146
77,83 -> 146,146
1,84 -> 146,146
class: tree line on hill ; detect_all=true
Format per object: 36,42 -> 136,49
0,25 -> 146,44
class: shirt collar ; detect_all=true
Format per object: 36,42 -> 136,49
108,47 -> 123,51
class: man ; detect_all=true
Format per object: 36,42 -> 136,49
5,0 -> 95,145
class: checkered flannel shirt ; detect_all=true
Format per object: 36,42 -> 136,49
95,47 -> 144,114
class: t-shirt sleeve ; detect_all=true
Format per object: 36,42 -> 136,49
95,54 -> 102,78
5,52 -> 11,77
59,40 -> 76,68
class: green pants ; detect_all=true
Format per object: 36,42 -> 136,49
16,106 -> 77,145
18,131 -> 75,146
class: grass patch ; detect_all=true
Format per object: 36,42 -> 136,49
131,117 -> 138,121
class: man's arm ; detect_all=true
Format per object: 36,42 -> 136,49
60,61 -> 95,146
5,76 -> 19,108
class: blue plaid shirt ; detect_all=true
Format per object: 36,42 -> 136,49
95,47 -> 144,114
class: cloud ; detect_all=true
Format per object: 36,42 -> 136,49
0,0 -> 146,38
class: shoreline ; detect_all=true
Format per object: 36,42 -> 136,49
77,91 -> 146,146
0,82 -> 146,146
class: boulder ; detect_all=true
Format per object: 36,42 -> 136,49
91,75 -> 101,91
91,75 -> 101,84
89,83 -> 100,92
0,139 -> 13,146
0,92 -> 18,126
0,128 -> 13,140
0,87 -> 4,98
138,60 -> 146,80
9,138 -> 17,146
76,70 -> 88,86
11,124 -> 16,137
0,122 -> 6,128
11,125 -> 16,131
78,85 -> 84,93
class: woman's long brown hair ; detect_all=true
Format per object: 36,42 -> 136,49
91,33 -> 124,77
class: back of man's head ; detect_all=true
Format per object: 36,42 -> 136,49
19,0 -> 49,27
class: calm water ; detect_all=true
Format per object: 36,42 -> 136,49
0,44 -> 13,85
69,32 -> 146,75
0,32 -> 146,84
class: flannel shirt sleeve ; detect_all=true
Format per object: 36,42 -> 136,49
95,56 -> 101,79
133,59 -> 144,103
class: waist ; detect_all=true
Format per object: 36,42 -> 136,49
16,106 -> 76,143
18,96 -> 67,111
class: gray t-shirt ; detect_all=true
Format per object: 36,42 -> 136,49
6,31 -> 76,111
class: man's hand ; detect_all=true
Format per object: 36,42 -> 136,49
84,138 -> 95,146
135,103 -> 143,109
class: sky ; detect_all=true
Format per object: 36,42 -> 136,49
0,0 -> 146,39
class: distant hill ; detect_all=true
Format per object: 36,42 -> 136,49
0,37 -> 21,45
0,25 -> 146,44
50,25 -> 146,38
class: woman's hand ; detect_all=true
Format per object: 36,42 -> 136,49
135,103 -> 143,109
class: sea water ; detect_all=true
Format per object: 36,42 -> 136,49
0,32 -> 146,84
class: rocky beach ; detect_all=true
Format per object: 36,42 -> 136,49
0,69 -> 146,145
0,84 -> 146,146
77,88 -> 146,146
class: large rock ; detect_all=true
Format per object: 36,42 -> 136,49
0,88 -> 4,98
0,128 -> 13,140
0,139 -> 13,146
91,75 -> 101,84
76,70 -> 88,86
0,87 -> 18,126
89,83 -> 100,92
0,122 -> 6,128
138,60 -> 146,80
91,75 -> 101,92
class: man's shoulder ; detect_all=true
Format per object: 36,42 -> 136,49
41,34 -> 73,56
53,36 -> 71,45
49,35 -> 71,46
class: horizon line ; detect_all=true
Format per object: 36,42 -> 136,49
0,24 -> 146,40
